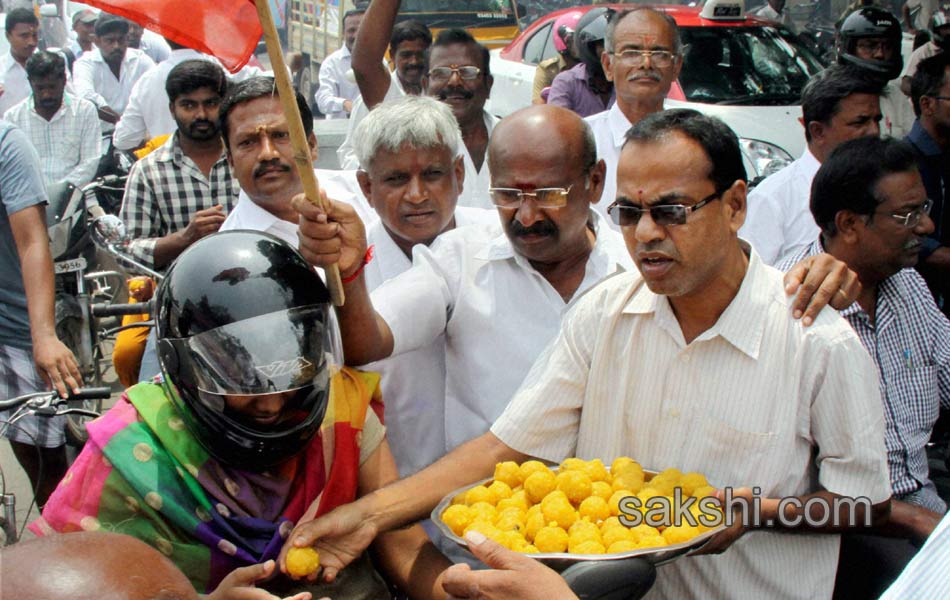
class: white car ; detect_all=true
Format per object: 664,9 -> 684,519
488,1 -> 830,183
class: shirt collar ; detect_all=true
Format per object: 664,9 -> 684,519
232,192 -> 287,231
368,220 -> 412,278
607,102 -> 633,148
622,246 -> 769,358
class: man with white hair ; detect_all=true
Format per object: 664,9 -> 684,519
352,94 -> 494,479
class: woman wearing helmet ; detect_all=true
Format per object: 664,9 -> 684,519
533,10 -> 583,103
547,7 -> 616,117
837,7 -> 915,137
32,231 -> 452,599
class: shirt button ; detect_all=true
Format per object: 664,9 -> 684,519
670,409 -> 680,418
681,354 -> 690,363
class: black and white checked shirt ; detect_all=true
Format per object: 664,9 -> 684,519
120,132 -> 239,268
784,239 -> 950,502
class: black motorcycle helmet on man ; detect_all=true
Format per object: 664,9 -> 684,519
836,7 -> 903,81
155,230 -> 334,471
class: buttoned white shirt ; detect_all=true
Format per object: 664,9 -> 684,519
372,210 -> 632,453
4,92 -> 101,188
221,168 -> 374,245
492,250 -> 890,600
0,53 -> 30,116
315,46 -> 360,120
739,148 -> 821,266
585,102 -> 635,230
73,47 -> 155,116
457,110 -> 497,211
363,207 -> 496,478
113,49 -> 270,150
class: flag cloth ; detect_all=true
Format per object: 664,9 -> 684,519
79,0 -> 263,73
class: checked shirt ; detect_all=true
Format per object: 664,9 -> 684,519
120,132 -> 239,269
784,239 -> 950,509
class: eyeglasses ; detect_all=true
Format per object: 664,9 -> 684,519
427,65 -> 481,82
488,185 -> 575,209
878,198 -> 933,228
611,49 -> 675,68
855,39 -> 892,54
607,191 -> 721,227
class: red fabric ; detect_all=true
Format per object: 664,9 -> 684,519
80,0 -> 262,73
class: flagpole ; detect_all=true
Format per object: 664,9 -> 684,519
254,0 -> 345,306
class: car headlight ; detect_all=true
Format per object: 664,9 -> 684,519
739,138 -> 793,183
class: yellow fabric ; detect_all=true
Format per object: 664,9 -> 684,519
112,311 -> 150,388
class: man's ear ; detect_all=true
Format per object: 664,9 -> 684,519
453,155 -> 465,195
724,179 -> 748,233
307,132 -> 318,162
834,210 -> 866,244
587,159 -> 607,205
919,95 -> 936,117
601,51 -> 614,83
356,169 -> 374,207
807,120 -> 824,144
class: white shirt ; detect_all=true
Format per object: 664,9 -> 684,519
315,46 -> 360,120
585,102 -> 634,230
739,148 -> 821,266
372,210 -> 632,452
138,30 -> 172,64
221,168 -> 374,245
880,79 -> 915,139
457,110 -> 498,211
113,50 -> 269,150
492,251 -> 890,600
902,41 -> 941,80
73,47 -> 155,115
0,53 -> 30,116
338,74 -> 405,170
363,206 -> 496,478
4,92 -> 101,188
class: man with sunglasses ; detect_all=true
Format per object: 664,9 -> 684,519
779,136 -> 949,598
585,8 -> 683,228
740,65 -> 884,266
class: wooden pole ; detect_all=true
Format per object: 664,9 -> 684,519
254,0 -> 345,306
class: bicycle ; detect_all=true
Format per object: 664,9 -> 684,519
0,387 -> 112,546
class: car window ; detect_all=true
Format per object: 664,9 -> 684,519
523,22 -> 553,66
678,26 -> 824,105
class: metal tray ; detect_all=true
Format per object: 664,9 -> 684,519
430,468 -> 725,572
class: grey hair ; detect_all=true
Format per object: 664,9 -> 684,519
354,95 -> 462,170
605,8 -> 682,56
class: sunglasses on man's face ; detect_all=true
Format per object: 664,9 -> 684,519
607,191 -> 722,227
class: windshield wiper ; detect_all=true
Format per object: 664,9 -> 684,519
715,93 -> 801,106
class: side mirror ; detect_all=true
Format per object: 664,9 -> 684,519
91,214 -> 129,247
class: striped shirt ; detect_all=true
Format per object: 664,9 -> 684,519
781,239 -> 950,512
492,250 -> 890,599
119,132 -> 239,268
880,510 -> 950,599
4,92 -> 101,188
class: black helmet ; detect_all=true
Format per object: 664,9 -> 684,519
155,231 -> 333,471
575,6 -> 614,69
836,7 -> 903,81
933,8 -> 950,49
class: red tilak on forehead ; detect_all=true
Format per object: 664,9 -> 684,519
639,189 -> 644,200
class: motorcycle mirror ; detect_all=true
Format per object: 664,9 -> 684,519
91,215 -> 128,247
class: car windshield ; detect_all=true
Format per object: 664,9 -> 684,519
678,26 -> 825,105
399,0 -> 518,28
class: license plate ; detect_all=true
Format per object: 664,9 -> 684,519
54,257 -> 87,275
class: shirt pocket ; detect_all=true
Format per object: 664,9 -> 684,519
888,365 -> 940,435
695,415 -> 778,490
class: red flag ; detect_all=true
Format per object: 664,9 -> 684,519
80,0 -> 262,73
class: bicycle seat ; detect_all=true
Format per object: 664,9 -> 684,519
561,558 -> 656,600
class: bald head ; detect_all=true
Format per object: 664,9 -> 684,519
1,532 -> 199,600
488,104 -> 596,175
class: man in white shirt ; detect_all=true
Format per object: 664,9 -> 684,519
67,9 -> 97,63
0,8 -> 39,116
286,109 -> 890,600
4,50 -> 99,189
127,22 -> 171,64
314,9 -> 363,120
218,77 -> 368,245
336,18 -> 430,169
73,14 -> 155,127
740,65 -> 884,266
586,8 -> 682,226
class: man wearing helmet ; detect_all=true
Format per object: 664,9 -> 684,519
901,6 -> 950,95
838,7 -> 915,137
31,231 -> 453,599
548,6 -> 615,117
533,10 -> 581,104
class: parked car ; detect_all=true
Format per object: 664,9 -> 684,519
488,1 -> 830,183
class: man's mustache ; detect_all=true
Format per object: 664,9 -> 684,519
628,71 -> 662,83
438,87 -> 474,101
253,160 -> 292,178
510,219 -> 557,237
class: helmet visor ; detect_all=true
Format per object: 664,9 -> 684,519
166,304 -> 332,396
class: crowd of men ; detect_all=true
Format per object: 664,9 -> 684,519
0,1 -> 948,599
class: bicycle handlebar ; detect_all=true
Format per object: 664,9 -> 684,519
0,387 -> 113,409
92,301 -> 151,318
